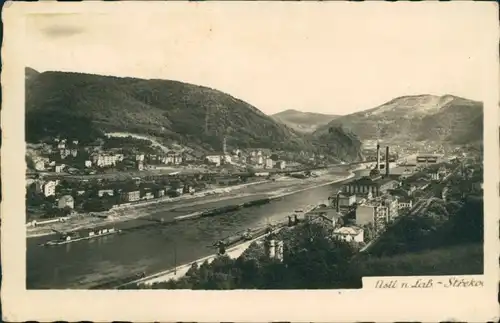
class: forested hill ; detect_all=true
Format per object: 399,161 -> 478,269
271,109 -> 339,133
25,68 -> 363,161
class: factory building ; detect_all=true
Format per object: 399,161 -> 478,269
416,154 -> 440,164
343,144 -> 399,197
342,176 -> 398,197
330,192 -> 357,212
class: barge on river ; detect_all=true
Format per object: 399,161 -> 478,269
42,227 -> 122,246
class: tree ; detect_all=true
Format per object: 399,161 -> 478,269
363,223 -> 375,242
62,206 -> 72,216
246,166 -> 256,176
166,189 -> 181,198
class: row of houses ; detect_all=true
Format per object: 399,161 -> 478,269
204,152 -> 286,169
302,205 -> 365,243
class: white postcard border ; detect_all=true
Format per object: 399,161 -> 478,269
1,2 -> 499,322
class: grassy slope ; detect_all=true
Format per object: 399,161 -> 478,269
353,243 -> 483,277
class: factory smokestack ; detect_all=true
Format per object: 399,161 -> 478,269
336,192 -> 341,213
376,142 -> 381,170
385,146 -> 390,176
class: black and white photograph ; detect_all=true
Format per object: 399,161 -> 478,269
1,1 -> 498,322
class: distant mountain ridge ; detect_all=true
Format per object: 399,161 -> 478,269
271,109 -> 339,133
314,94 -> 483,145
25,68 -> 364,162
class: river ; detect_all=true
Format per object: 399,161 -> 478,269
27,170 -> 365,289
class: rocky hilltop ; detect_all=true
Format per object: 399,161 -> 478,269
314,94 -> 483,145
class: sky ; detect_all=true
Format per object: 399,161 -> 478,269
25,3 -> 494,116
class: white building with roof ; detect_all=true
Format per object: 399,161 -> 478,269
41,180 -> 57,197
333,226 -> 364,243
265,158 -> 274,169
205,155 -> 221,166
58,195 -> 74,209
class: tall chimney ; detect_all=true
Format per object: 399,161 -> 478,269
336,192 -> 341,213
376,142 -> 381,170
222,137 -> 227,155
385,146 -> 390,176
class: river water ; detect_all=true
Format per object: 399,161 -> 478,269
27,169 -> 364,289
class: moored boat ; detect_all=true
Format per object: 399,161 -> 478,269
42,227 -> 122,246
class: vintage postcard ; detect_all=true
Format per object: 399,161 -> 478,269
1,1 -> 499,322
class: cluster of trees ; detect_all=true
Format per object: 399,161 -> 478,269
365,181 -> 483,259
26,110 -> 104,145
102,136 -> 154,152
137,223 -> 362,290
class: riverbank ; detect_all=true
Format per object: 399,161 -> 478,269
28,169 -> 363,289
27,170 -> 356,239
120,226 -> 286,288
112,173 -> 359,289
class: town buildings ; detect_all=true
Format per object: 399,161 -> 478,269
205,155 -> 221,167
333,226 -> 364,243
58,195 -> 75,209
430,166 -> 448,181
304,206 -> 343,227
92,154 -> 120,167
355,196 -> 399,232
34,160 -> 45,171
342,176 -> 398,197
163,151 -> 183,165
121,190 -> 141,202
60,149 -> 71,159
222,154 -> 232,164
156,189 -> 165,198
332,193 -> 356,211
40,180 -> 57,197
398,197 -> 413,209
265,158 -> 274,169
276,160 -> 286,170
265,239 -> 284,262
98,189 -> 114,197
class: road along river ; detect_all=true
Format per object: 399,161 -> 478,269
27,169 -> 366,289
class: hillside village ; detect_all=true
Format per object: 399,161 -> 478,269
25,134 -> 331,223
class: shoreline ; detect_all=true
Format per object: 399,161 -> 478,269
107,173 -> 358,289
27,171 -> 357,239
117,226 -> 287,288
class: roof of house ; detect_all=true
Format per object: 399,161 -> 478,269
398,196 -> 412,203
334,226 -> 363,236
205,153 -> 225,157
350,176 -> 397,187
307,207 -> 343,219
337,192 -> 355,198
